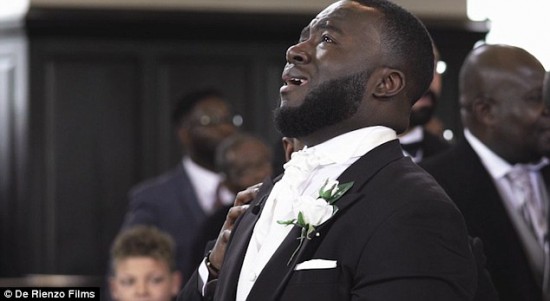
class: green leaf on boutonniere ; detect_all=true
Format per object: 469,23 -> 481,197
297,211 -> 306,227
277,219 -> 296,226
278,178 -> 354,265
326,181 -> 354,204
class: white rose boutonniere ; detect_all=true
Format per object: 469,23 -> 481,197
278,179 -> 354,264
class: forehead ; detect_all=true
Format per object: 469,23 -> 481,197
494,64 -> 544,93
305,1 -> 381,35
191,97 -> 230,115
115,257 -> 170,275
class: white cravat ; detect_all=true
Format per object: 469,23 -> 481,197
236,147 -> 332,300
235,126 -> 397,301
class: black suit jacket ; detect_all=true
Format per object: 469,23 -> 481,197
421,129 -> 451,159
421,139 -> 545,301
400,128 -> 450,162
180,140 -> 476,301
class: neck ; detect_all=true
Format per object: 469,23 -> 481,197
300,124 -> 362,147
188,152 -> 216,172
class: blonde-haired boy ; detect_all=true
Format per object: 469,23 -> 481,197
110,226 -> 181,301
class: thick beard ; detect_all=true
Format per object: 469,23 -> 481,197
274,71 -> 368,138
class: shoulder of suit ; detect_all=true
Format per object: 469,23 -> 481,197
129,165 -> 188,197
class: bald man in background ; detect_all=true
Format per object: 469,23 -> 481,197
421,44 -> 550,301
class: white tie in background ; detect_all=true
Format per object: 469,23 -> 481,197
507,165 -> 547,246
507,165 -> 550,299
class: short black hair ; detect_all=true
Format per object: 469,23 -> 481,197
352,0 -> 434,103
171,88 -> 225,127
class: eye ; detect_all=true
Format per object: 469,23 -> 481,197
321,34 -> 334,44
120,278 -> 135,287
524,91 -> 542,104
150,275 -> 166,284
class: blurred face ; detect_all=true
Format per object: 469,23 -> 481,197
110,257 -> 180,301
275,0 -> 382,138
184,97 -> 237,156
489,63 -> 546,163
409,68 -> 442,127
225,141 -> 272,192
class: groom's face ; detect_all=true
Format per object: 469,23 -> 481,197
276,0 -> 383,138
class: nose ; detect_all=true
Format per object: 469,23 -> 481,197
218,123 -> 236,137
286,42 -> 311,65
135,281 -> 149,297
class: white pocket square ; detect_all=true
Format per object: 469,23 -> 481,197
295,259 -> 337,271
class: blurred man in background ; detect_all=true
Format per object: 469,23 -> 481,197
399,44 -> 450,162
118,89 -> 238,284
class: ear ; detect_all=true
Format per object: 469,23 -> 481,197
472,96 -> 495,125
171,271 -> 183,296
373,68 -> 405,98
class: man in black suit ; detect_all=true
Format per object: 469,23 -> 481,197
421,44 -> 550,301
399,44 -> 450,162
180,1 -> 477,300
118,89 -> 238,283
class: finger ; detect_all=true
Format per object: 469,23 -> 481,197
234,184 -> 261,206
225,204 -> 249,227
222,229 -> 231,242
247,182 -> 263,191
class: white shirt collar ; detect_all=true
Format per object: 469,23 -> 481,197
305,126 -> 398,165
464,129 -> 513,180
398,126 -> 424,144
465,129 -> 550,180
182,156 -> 223,213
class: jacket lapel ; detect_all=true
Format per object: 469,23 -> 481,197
332,140 -> 404,212
245,140 -> 405,300
214,179 -> 274,301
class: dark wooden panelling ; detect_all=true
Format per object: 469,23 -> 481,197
24,37 -> 289,277
0,42 -> 18,277
0,30 -> 29,277
26,56 -> 142,275
50,59 -> 140,274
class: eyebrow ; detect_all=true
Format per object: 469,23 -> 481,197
316,19 -> 344,34
299,18 -> 344,41
299,26 -> 310,41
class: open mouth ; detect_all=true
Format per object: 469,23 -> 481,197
287,78 -> 306,86
283,76 -> 308,87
